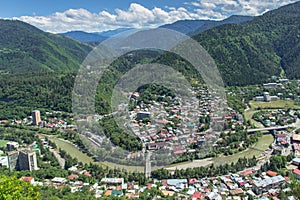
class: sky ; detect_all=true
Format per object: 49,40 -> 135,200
1,0 -> 298,33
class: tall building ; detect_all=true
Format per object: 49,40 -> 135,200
18,150 -> 38,171
32,110 -> 41,125
7,151 -> 19,171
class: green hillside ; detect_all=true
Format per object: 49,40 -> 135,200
0,19 -> 92,73
193,1 -> 300,86
0,2 -> 299,119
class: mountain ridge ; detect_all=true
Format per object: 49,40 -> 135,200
0,19 -> 92,73
193,1 -> 300,85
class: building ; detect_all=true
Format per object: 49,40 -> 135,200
52,177 -> 67,185
0,156 -> 8,168
292,158 -> 300,166
6,141 -> 19,151
263,92 -> 271,102
136,111 -> 151,120
293,169 -> 300,180
293,134 -> 300,143
252,175 -> 285,195
32,110 -> 41,125
263,83 -> 277,88
7,151 -> 19,171
255,92 -> 279,102
100,178 -> 124,186
20,176 -> 35,184
18,150 -> 38,171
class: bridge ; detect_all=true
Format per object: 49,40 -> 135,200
247,125 -> 292,133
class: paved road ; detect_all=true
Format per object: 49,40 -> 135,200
49,147 -> 65,169
247,125 -> 292,133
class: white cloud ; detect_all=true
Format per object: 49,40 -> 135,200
185,0 -> 299,17
14,3 -> 204,33
12,1 -> 299,33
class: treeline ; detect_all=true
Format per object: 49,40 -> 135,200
0,19 -> 92,74
99,116 -> 142,152
0,72 -> 75,119
152,156 -> 257,179
175,129 -> 262,163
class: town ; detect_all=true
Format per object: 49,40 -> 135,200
1,77 -> 300,199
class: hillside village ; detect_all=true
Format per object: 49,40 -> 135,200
1,78 -> 300,199
0,1 -> 300,199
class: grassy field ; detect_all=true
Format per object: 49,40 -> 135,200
244,109 -> 264,128
213,134 -> 274,166
0,139 -> 9,147
48,137 -> 94,164
249,100 -> 300,110
47,136 -> 145,172
169,134 -> 274,170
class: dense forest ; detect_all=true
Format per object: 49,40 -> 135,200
0,2 -> 299,119
193,1 -> 300,85
0,19 -> 92,73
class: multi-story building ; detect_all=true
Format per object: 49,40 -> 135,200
32,110 -> 41,125
252,175 -> 285,195
7,151 -> 19,171
7,149 -> 38,171
18,150 -> 38,171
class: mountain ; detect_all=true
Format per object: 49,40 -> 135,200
61,31 -> 108,43
192,1 -> 300,86
189,15 -> 254,35
61,28 -> 134,43
61,16 -> 252,43
160,20 -> 210,34
160,15 -> 254,35
0,19 -> 92,73
98,28 -> 134,37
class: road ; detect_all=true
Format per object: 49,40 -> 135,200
49,148 -> 65,169
247,125 -> 292,133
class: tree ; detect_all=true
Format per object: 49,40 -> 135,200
0,175 -> 40,200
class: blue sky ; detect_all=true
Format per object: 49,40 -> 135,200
1,0 -> 298,33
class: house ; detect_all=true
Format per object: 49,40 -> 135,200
167,179 -> 187,190
191,191 -> 204,200
229,188 -> 244,195
241,169 -> 254,177
68,174 -> 78,180
101,178 -> 124,188
161,190 -> 175,197
21,176 -> 35,184
276,133 -> 287,143
0,156 -> 8,168
293,169 -> 300,180
51,177 -> 67,185
252,175 -> 285,195
266,170 -> 277,177
293,134 -> 300,143
292,158 -> 300,166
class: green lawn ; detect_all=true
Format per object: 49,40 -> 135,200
213,134 -> 274,166
48,137 -> 94,164
0,139 -> 9,147
169,134 -> 274,169
249,100 -> 300,110
47,136 -> 145,172
244,109 -> 264,128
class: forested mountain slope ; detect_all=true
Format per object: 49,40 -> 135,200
194,1 -> 300,85
0,19 -> 92,73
